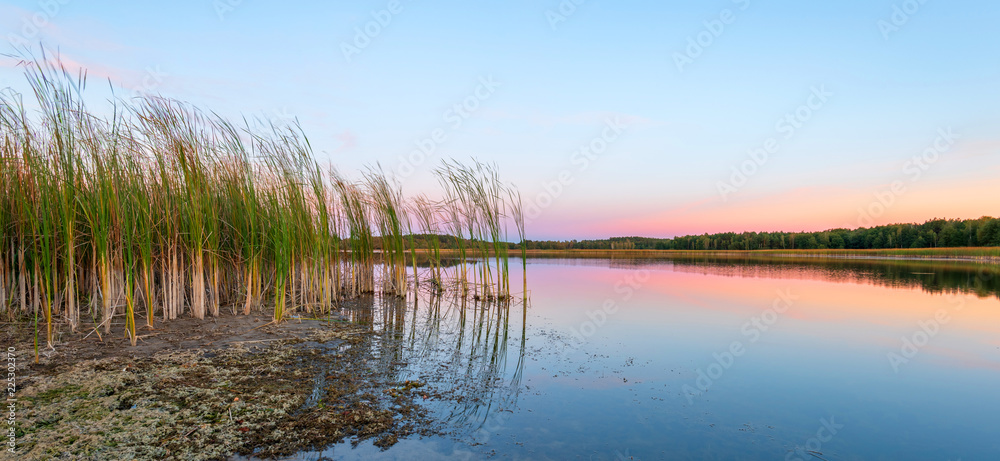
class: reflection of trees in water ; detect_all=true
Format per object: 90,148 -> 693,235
520,255 -> 999,299
602,255 -> 1000,300
338,289 -> 527,430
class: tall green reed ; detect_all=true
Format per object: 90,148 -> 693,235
0,54 -> 527,349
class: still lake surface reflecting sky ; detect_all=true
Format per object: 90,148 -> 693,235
296,256 -> 1000,460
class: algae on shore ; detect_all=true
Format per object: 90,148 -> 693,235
13,322 -> 437,460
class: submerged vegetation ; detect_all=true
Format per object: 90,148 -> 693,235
11,282 -> 531,459
0,55 -> 526,360
13,318 -> 437,459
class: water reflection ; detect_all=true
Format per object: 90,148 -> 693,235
534,253 -> 1000,300
294,256 -> 1000,460
341,288 -> 528,434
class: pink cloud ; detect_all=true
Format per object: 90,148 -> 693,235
2,48 -> 177,102
334,129 -> 357,153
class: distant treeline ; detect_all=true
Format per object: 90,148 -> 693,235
515,217 -> 1000,251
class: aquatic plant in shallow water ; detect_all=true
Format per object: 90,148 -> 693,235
0,52 -> 528,357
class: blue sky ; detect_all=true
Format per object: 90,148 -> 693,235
2,0 -> 998,239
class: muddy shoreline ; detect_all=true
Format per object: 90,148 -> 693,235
3,300 -> 449,460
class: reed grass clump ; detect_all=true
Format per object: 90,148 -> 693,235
0,55 -> 526,358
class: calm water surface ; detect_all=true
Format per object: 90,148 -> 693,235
298,256 -> 1000,460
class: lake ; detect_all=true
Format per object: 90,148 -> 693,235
293,255 -> 1000,460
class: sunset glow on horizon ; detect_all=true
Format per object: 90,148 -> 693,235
6,3 -> 1000,458
535,173 -> 1000,239
1,0 -> 997,240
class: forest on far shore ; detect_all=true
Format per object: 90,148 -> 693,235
514,217 -> 1000,251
